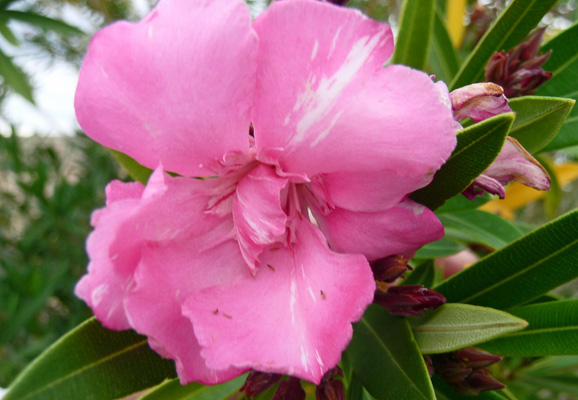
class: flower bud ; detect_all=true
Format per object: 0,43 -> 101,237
456,347 -> 503,370
241,371 -> 282,399
485,28 -> 552,98
316,367 -> 345,400
272,378 -> 306,400
452,369 -> 506,395
371,255 -> 413,283
449,82 -> 511,123
374,285 -> 446,317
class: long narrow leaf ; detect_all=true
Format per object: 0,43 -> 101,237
391,0 -> 434,70
450,0 -> 557,90
434,209 -> 578,310
4,318 -> 177,400
0,10 -> 84,35
411,113 -> 514,210
538,22 -> 578,152
110,149 -> 153,184
428,8 -> 459,82
508,96 -> 575,154
0,48 -> 34,103
438,209 -> 523,250
346,305 -> 435,400
480,300 -> 578,356
410,304 -> 527,354
140,375 -> 246,400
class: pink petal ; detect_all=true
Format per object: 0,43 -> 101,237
75,0 -> 257,177
233,165 -> 288,274
450,83 -> 511,123
125,240 -> 248,384
252,0 -> 456,181
76,168 -> 249,383
310,198 -> 445,261
183,220 -> 375,384
309,169 -> 435,213
484,137 -> 550,190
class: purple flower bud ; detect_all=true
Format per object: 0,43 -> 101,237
374,285 -> 446,317
371,255 -> 413,283
452,369 -> 506,395
456,347 -> 503,370
485,28 -> 552,98
316,379 -> 345,400
326,0 -> 350,6
241,371 -> 282,399
272,378 -> 306,400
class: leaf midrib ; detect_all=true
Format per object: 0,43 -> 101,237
459,236 -> 578,305
360,318 -> 431,400
413,321 -> 524,332
511,101 -> 573,133
17,339 -> 148,400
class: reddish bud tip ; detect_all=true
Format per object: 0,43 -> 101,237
485,28 -> 552,97
241,371 -> 282,399
374,285 -> 446,317
456,347 -> 503,370
273,378 -> 306,400
371,255 -> 413,283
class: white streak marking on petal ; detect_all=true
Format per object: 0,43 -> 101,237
292,32 -> 385,145
290,277 -> 297,326
311,40 -> 319,61
92,284 -> 108,307
328,27 -> 342,60
308,286 -> 317,303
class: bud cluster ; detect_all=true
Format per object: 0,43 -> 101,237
485,28 -> 552,98
431,347 -> 505,395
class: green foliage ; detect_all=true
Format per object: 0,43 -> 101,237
391,0 -> 434,70
508,96 -> 575,153
481,300 -> 578,356
140,375 -> 246,400
434,209 -> 578,310
410,304 -> 528,354
428,8 -> 459,83
0,131 -> 122,387
538,22 -> 578,152
4,318 -> 177,400
346,305 -> 435,400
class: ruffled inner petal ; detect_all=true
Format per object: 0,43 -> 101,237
233,165 -> 288,274
75,0 -> 258,177
310,197 -> 445,261
183,220 -> 375,384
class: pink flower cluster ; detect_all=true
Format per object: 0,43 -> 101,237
74,0 -> 457,384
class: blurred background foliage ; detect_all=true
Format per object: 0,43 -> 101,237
0,0 -> 578,396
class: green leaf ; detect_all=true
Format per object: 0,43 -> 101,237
414,237 -> 466,259
428,8 -> 459,82
508,96 -> 575,153
0,10 -> 84,35
0,17 -> 18,45
411,113 -> 514,210
449,0 -> 557,90
538,155 -> 562,218
140,375 -> 246,400
434,209 -> 578,310
0,48 -> 34,104
435,193 -> 491,214
410,304 -> 527,354
480,300 -> 578,357
515,376 -> 578,397
433,376 -> 508,400
403,260 -> 435,288
391,0 -> 434,70
109,149 -> 153,184
537,22 -> 578,152
438,209 -> 523,250
346,305 -> 435,400
4,318 -> 177,400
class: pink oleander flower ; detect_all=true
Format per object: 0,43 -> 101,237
74,0 -> 457,385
